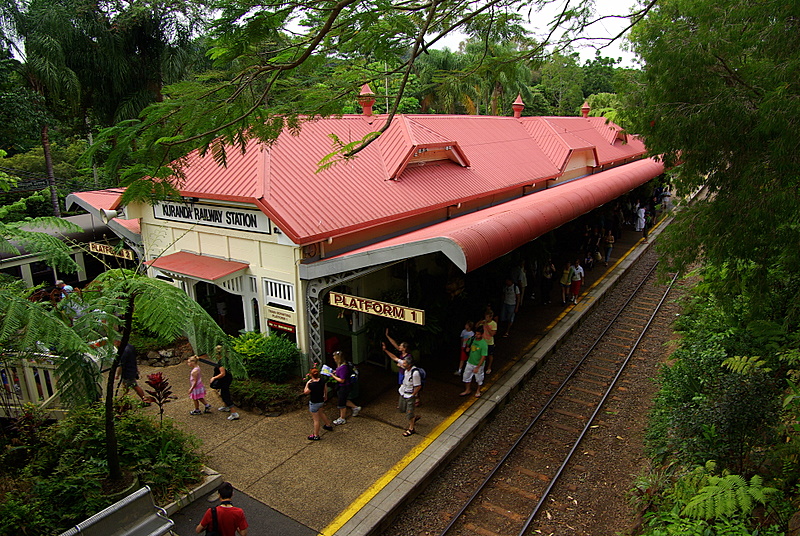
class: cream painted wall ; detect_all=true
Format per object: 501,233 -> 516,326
137,201 -> 310,352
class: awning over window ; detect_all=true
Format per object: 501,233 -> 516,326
300,158 -> 664,279
146,251 -> 249,282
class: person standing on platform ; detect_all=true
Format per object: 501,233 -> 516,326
635,203 -> 646,233
385,329 -> 421,406
476,309 -> 496,374
512,260 -> 529,307
459,326 -> 488,398
540,258 -> 555,305
303,367 -> 334,440
330,350 -> 360,424
560,261 -> 573,305
570,258 -> 585,305
603,230 -> 615,266
210,346 -> 239,421
188,355 -> 212,415
55,280 -> 73,300
196,482 -> 248,536
398,356 -> 422,437
454,321 -> 474,376
500,278 -> 520,338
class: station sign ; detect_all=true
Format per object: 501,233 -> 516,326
153,201 -> 272,234
329,292 -> 425,326
89,242 -> 135,260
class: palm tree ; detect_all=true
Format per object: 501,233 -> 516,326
414,48 -> 479,114
1,0 -> 81,216
0,268 -> 245,481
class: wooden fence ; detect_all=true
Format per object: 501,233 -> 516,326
0,354 -> 68,419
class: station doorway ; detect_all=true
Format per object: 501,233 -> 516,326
195,282 -> 244,335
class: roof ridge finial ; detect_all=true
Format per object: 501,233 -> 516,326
358,84 -> 376,117
512,94 -> 525,119
581,100 -> 591,118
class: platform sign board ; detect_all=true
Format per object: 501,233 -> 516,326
328,292 -> 425,326
89,242 -> 135,260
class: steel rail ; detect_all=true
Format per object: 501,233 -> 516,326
518,269 -> 678,535
437,260 -> 673,536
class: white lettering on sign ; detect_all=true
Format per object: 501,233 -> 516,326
328,292 -> 425,326
154,202 -> 271,234
89,242 -> 135,260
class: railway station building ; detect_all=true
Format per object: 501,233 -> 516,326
67,88 -> 664,371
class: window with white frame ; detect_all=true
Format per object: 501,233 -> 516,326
264,278 -> 295,310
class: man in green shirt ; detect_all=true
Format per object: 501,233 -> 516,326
459,326 -> 488,398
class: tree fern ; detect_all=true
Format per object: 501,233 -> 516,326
681,473 -> 777,520
0,218 -> 82,273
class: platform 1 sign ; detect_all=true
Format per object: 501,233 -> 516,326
329,292 -> 425,326
89,242 -> 135,260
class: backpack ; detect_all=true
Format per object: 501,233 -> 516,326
205,506 -> 220,536
346,362 -> 359,384
410,367 -> 426,388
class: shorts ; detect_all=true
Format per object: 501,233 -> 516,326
571,280 -> 582,296
309,401 -> 325,413
337,385 -> 351,409
459,347 -> 468,363
487,344 -> 495,356
398,395 -> 416,421
500,303 -> 516,323
462,362 -> 484,385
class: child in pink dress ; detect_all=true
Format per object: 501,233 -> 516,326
188,356 -> 211,415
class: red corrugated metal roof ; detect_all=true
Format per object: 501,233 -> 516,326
173,112 -> 650,246
145,251 -> 248,281
300,158 -> 665,277
535,116 -> 644,166
65,189 -> 141,235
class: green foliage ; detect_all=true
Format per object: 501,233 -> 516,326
638,463 -> 786,536
231,331 -> 301,382
623,0 -> 800,328
647,293 -> 782,472
682,474 -> 777,520
723,356 -> 772,375
0,495 -> 48,535
0,401 -> 203,534
229,378 -> 300,412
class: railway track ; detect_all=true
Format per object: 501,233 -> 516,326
436,261 -> 678,536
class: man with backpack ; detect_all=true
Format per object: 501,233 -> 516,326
195,481 -> 248,536
398,356 -> 423,437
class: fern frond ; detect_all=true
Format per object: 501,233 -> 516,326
0,288 -> 92,357
681,473 -> 777,520
722,355 -> 770,374
55,352 -> 102,407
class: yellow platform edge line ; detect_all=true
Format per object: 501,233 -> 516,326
321,230 -> 653,535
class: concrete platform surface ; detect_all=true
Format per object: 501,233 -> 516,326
140,221 -> 666,536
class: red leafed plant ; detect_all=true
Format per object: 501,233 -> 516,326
145,372 -> 172,425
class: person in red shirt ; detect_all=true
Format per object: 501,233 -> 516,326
196,482 -> 249,536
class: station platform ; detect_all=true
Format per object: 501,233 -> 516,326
152,220 -> 667,536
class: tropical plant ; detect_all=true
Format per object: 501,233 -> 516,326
144,372 -> 172,425
0,400 -> 206,533
0,268 -> 245,482
231,331 -> 301,382
681,474 -> 778,521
